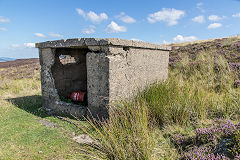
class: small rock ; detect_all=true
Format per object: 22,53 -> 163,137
214,138 -> 234,159
38,151 -> 43,154
73,134 -> 95,144
39,119 -> 58,128
45,108 -> 52,112
234,80 -> 240,88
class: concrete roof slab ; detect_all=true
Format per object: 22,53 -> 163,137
35,38 -> 171,51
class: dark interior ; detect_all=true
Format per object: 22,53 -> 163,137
51,48 -> 89,100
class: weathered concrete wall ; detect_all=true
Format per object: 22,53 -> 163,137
107,47 -> 169,103
36,38 -> 171,118
86,52 -> 109,118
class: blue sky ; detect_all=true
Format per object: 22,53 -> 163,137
0,0 -> 240,58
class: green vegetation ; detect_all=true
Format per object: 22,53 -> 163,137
0,37 -> 239,159
0,73 -> 91,159
80,41 -> 240,159
141,53 -> 239,126
80,102 -> 153,160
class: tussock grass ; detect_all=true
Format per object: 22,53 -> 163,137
80,102 -> 154,160
1,43 -> 239,159
80,50 -> 240,159
139,52 -> 239,126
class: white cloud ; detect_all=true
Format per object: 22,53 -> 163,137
87,11 -> 108,23
11,44 -> 21,48
34,33 -> 46,38
208,23 -> 222,29
76,8 -> 85,16
0,27 -> 7,31
105,21 -> 127,33
173,35 -> 197,43
130,38 -> 142,42
49,32 -> 63,38
192,15 -> 205,23
208,15 -> 225,21
82,25 -> 96,34
232,13 -> 240,18
163,40 -> 170,44
147,8 -> 185,26
196,2 -> 205,12
24,43 -> 35,48
116,12 -> 136,23
0,16 -> 10,23
11,43 -> 35,49
76,8 -> 108,23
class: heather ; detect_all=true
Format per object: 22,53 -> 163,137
170,37 -> 240,78
174,120 -> 240,160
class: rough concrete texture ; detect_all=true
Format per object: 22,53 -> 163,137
36,38 -> 171,50
108,47 -> 169,102
86,52 -> 110,118
36,38 -> 170,118
39,48 -> 86,116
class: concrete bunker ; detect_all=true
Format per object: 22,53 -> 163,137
36,38 -> 171,118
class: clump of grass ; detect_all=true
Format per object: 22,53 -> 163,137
79,50 -> 239,159
137,51 -> 239,126
136,79 -> 205,126
79,102 -> 154,160
173,51 -> 235,92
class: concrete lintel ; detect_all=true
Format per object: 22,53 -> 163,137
35,38 -> 171,51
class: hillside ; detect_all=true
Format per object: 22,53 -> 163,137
2,36 -> 239,78
0,58 -> 40,79
169,36 -> 240,77
0,36 -> 239,159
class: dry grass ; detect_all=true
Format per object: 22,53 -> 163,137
79,43 -> 240,159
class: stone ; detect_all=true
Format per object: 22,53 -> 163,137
234,80 -> 240,88
214,138 -> 234,159
73,134 -> 95,144
39,119 -> 58,128
36,38 -> 171,119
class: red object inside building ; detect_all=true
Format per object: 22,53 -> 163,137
70,92 -> 86,102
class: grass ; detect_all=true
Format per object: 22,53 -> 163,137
0,36 -> 239,159
79,49 -> 239,159
0,73 -> 91,159
139,53 -> 239,126
79,102 -> 153,160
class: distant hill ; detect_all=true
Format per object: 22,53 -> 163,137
0,57 -> 16,62
0,58 -> 40,79
169,36 -> 240,78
